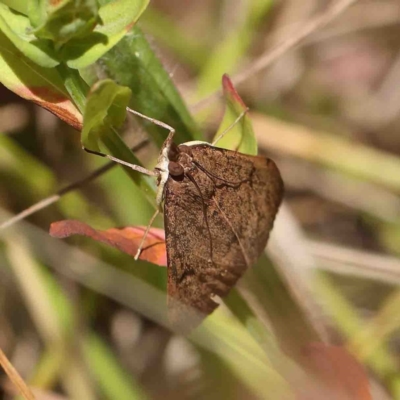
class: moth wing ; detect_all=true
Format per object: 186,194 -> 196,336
164,144 -> 283,332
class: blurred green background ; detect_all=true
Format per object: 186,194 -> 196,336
1,0 -> 400,399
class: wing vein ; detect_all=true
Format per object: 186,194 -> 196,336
211,197 -> 252,268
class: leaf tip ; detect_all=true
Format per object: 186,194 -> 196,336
49,220 -> 70,238
222,74 -> 246,109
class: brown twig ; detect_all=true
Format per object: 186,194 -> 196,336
192,0 -> 359,111
0,162 -> 114,230
0,346 -> 36,400
234,0 -> 358,86
0,140 -> 149,230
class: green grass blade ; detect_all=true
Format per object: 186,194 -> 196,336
83,334 -> 149,400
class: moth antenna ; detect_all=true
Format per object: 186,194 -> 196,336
134,208 -> 161,260
83,147 -> 157,177
212,109 -> 249,146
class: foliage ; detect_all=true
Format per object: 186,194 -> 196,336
0,0 -> 399,399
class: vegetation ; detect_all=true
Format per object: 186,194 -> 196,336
0,0 -> 398,398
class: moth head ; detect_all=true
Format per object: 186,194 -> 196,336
168,161 -> 184,177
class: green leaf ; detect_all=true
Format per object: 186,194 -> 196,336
61,0 -> 149,68
81,79 -> 131,152
81,79 -> 157,207
0,0 -> 29,15
0,3 -> 59,67
27,0 -> 46,27
0,29 -> 82,129
33,0 -> 99,45
83,334 -> 149,400
57,63 -> 89,114
212,74 -> 257,155
191,314 -> 292,399
99,26 -> 201,146
223,289 -> 282,358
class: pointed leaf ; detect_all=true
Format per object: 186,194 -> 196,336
81,79 -> 131,152
0,30 -> 82,129
0,3 -> 59,67
80,78 -> 157,207
50,220 -> 167,267
61,0 -> 149,68
213,74 -> 257,155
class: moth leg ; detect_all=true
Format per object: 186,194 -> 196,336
129,108 -> 178,256
83,147 -> 156,177
126,107 -> 175,133
134,208 -> 161,260
83,107 -> 175,177
126,108 -> 177,207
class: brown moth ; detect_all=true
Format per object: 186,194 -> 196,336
83,79 -> 283,332
154,133 -> 283,331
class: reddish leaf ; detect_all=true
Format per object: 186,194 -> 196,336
298,343 -> 372,400
50,220 -> 166,267
17,86 -> 83,131
0,28 -> 83,131
213,74 -> 257,155
221,73 -> 247,109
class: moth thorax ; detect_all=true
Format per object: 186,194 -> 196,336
177,145 -> 192,156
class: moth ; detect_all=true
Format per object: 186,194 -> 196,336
162,137 -> 283,330
88,106 -> 283,331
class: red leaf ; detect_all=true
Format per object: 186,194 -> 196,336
298,343 -> 372,400
12,86 -> 82,131
50,220 -> 167,267
222,74 -> 247,110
